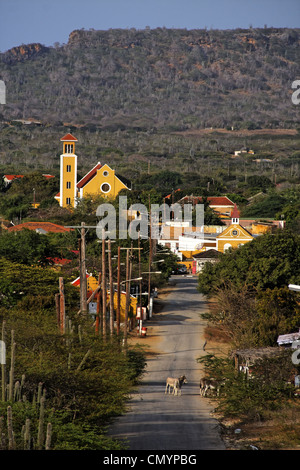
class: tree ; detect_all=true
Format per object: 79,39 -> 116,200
0,229 -> 60,266
198,229 -> 300,295
254,287 -> 300,346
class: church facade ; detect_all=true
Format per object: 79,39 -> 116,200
216,204 -> 254,252
55,134 -> 130,208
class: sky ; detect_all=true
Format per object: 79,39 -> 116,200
0,0 -> 300,52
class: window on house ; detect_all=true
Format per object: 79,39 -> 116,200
66,165 -> 71,172
66,197 -> 71,205
66,181 -> 71,189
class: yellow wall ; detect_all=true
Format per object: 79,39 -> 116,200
80,164 -> 128,200
62,155 -> 76,208
216,224 -> 253,253
107,292 -> 137,321
251,223 -> 274,235
217,238 -> 248,252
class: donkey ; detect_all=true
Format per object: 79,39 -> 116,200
165,375 -> 188,396
199,377 -> 222,397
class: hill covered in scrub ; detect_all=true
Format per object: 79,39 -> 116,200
0,27 -> 300,130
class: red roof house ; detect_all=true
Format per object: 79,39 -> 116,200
8,222 -> 73,234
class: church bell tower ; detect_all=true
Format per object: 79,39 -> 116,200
59,134 -> 78,208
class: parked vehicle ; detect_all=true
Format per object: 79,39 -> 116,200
172,265 -> 187,274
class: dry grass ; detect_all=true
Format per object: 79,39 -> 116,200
220,403 -> 300,450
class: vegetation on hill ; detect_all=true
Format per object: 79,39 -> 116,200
1,27 -> 300,130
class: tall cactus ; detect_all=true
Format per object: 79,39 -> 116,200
37,382 -> 43,406
8,331 -> 16,402
37,396 -> 45,450
23,418 -> 31,450
1,321 -> 6,402
45,422 -> 52,450
7,405 -> 15,450
0,416 -> 4,450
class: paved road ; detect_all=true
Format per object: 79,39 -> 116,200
109,276 -> 226,450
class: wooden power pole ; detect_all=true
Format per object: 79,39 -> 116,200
108,239 -> 114,335
102,232 -> 107,337
117,245 -> 121,336
79,222 -> 87,315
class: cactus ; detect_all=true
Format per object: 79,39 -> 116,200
13,380 -> 20,402
7,405 -> 15,450
37,396 -> 45,450
8,331 -> 16,402
20,374 -> 26,401
1,321 -> 6,402
23,418 -> 31,450
78,324 -> 82,343
0,416 -> 4,450
37,382 -> 43,405
45,422 -> 52,450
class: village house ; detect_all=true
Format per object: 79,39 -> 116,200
177,195 -> 235,217
192,249 -> 220,274
216,204 -> 254,253
277,328 -> 300,348
54,134 -> 130,209
71,273 -> 137,323
3,173 -> 55,186
161,204 -> 254,258
7,221 -> 74,234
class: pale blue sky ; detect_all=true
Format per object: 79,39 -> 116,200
0,0 -> 300,52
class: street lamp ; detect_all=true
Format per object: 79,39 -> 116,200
142,271 -> 162,274
114,277 -> 143,285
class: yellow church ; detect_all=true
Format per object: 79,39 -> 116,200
216,204 -> 254,253
55,134 -> 130,208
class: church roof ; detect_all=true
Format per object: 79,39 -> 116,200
231,203 -> 240,218
60,133 -> 78,142
77,162 -> 102,189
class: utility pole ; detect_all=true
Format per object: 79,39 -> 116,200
121,245 -> 142,344
65,223 -> 100,315
59,277 -> 65,334
117,245 -> 121,336
148,195 -> 152,319
102,230 -> 107,337
80,222 -> 87,315
96,272 -> 102,335
138,232 -> 142,312
108,239 -> 114,335
124,248 -> 131,345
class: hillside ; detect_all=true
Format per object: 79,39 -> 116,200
0,27 -> 300,130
